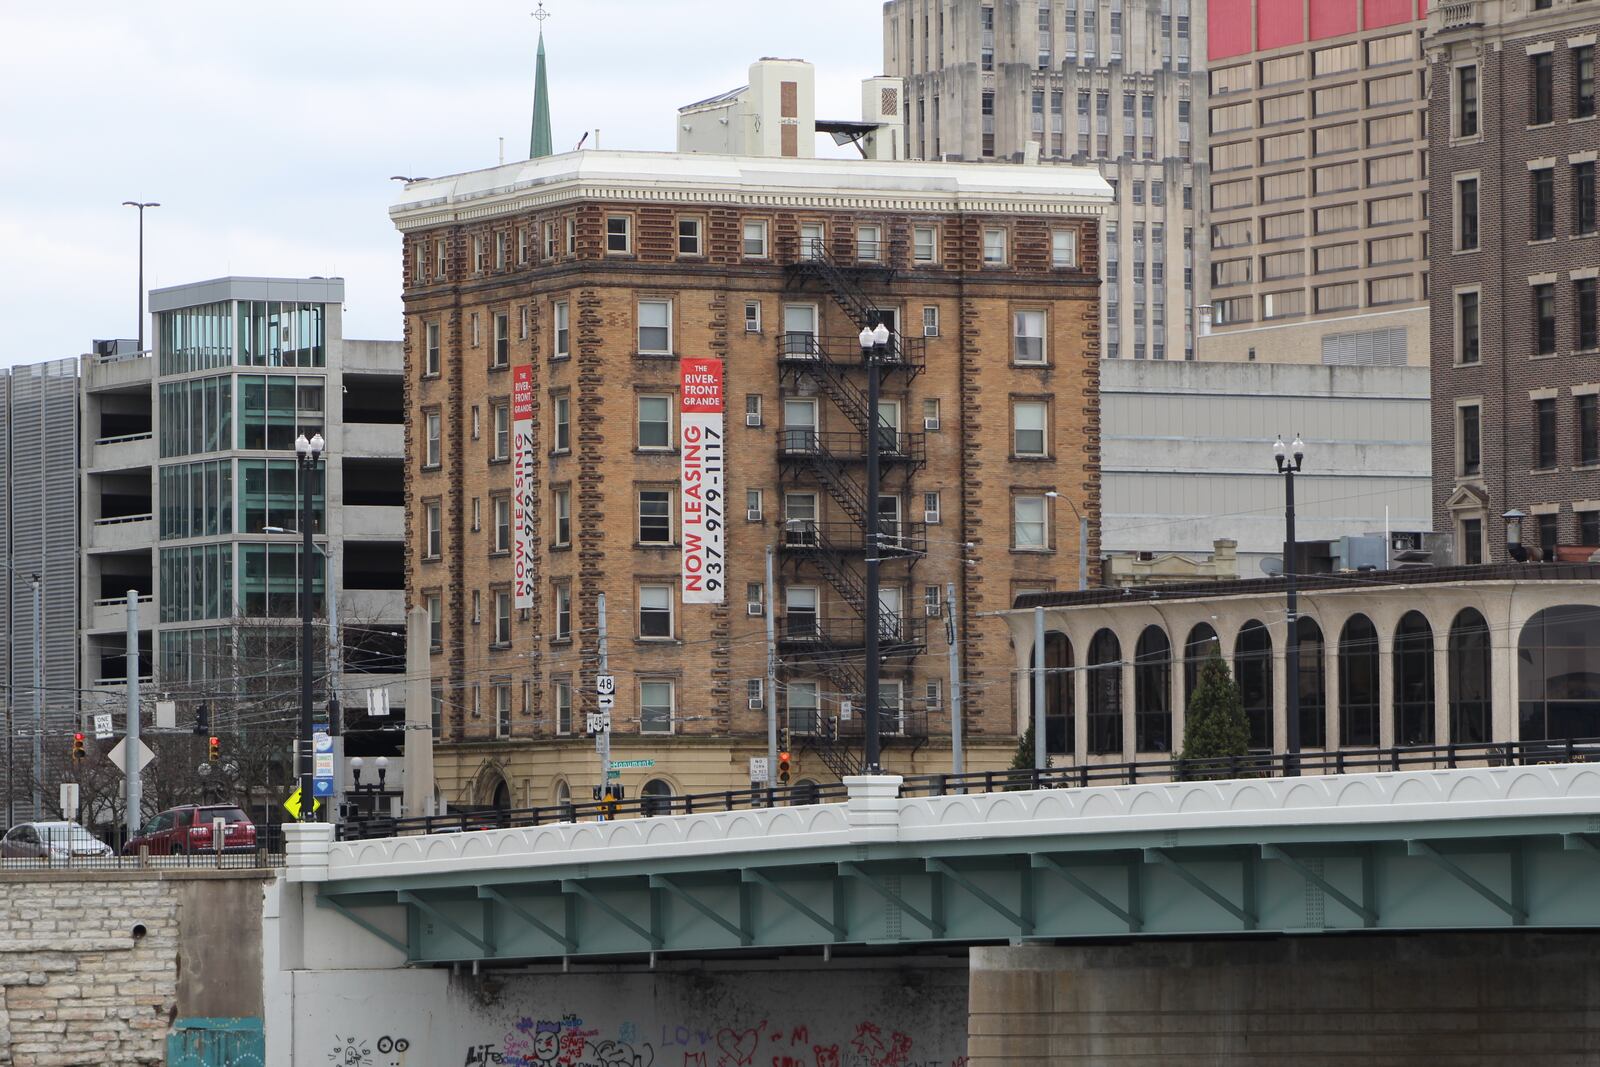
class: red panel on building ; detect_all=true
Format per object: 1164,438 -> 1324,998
1258,0 -> 1306,49
1364,0 -> 1417,29
1311,0 -> 1359,39
1209,0 -> 1254,60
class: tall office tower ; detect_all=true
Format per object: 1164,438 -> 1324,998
886,0 -> 1206,360
392,146 -> 1108,806
78,278 -> 407,752
1426,0 -> 1600,562
1203,0 -> 1430,366
1,358 -> 79,820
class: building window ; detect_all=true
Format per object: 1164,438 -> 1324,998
1458,291 -> 1480,365
1535,397 -> 1558,469
564,216 -> 575,255
913,226 -> 937,263
637,395 -> 672,450
540,223 -> 552,260
640,680 -> 674,734
923,490 -> 941,523
638,489 -> 672,544
922,398 -> 940,431
494,591 -> 512,647
1532,167 -> 1555,240
424,321 -> 441,376
799,222 -> 824,260
742,220 -> 768,257
1447,609 -> 1490,742
1234,621 -> 1274,751
1013,495 -> 1048,550
1087,629 -> 1123,755
554,678 -> 572,734
857,225 -> 881,262
1013,310 -> 1047,363
1576,162 -> 1597,236
493,494 -> 511,553
1535,284 -> 1557,355
639,584 -> 673,638
1457,178 -> 1478,251
1051,229 -> 1078,268
426,592 -> 442,649
1581,510 -> 1600,547
1393,612 -> 1435,746
922,306 -> 939,337
1339,615 -> 1380,747
1578,278 -> 1599,351
983,228 -> 1007,265
1531,53 -> 1554,125
552,393 -> 570,452
425,502 -> 442,559
606,215 -> 631,253
491,313 -> 508,368
552,487 -> 571,546
1460,403 -> 1481,476
1537,512 -> 1560,553
1013,400 -> 1048,457
553,300 -> 570,359
1577,393 -> 1598,465
1577,46 -> 1597,119
637,300 -> 672,354
431,683 -> 444,736
1461,518 -> 1484,565
473,236 -> 487,273
677,218 -> 702,256
424,410 -> 441,468
494,232 -> 506,270
746,489 -> 763,521
492,400 -> 510,461
1133,626 -> 1171,753
745,394 -> 763,427
553,582 -> 572,641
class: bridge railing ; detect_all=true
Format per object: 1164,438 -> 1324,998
335,736 -> 1600,842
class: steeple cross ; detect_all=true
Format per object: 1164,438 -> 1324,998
532,3 -> 551,25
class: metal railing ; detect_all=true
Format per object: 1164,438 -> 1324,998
0,824 -> 285,871
92,512 -> 153,527
93,431 -> 154,447
776,613 -> 927,655
336,736 -> 1600,842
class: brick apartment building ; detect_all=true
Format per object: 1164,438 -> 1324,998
391,151 -> 1109,807
1427,0 -> 1599,562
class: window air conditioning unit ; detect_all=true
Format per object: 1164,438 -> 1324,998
923,416 -> 940,431
925,602 -> 942,617
746,508 -> 763,522
748,696 -> 765,710
924,510 -> 941,524
747,601 -> 764,616
746,412 -> 763,427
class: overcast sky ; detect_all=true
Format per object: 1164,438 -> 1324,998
0,2 -> 883,368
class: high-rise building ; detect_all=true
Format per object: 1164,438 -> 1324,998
1201,0 -> 1431,366
1,358 -> 79,820
1426,0 -> 1600,562
78,278 -> 407,748
391,148 -> 1109,806
885,0 -> 1206,361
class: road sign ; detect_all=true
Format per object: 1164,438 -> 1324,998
609,758 -> 655,770
840,699 -> 854,721
283,789 -> 322,819
92,713 -> 114,740
596,693 -> 615,710
749,756 -> 770,782
154,701 -> 176,729
596,675 -> 615,695
367,687 -> 391,717
587,712 -> 610,734
606,769 -> 621,780
59,783 -> 79,819
106,736 -> 156,776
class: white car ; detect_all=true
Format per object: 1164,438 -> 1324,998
1,821 -> 114,861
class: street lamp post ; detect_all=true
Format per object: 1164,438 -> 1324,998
1273,435 -> 1306,777
1044,491 -> 1090,591
120,201 -> 160,353
294,432 -> 326,820
859,321 -> 891,775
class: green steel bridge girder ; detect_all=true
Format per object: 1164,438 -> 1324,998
317,818 -> 1600,966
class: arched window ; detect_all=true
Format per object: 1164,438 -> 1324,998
1134,626 -> 1172,752
1234,620 -> 1273,751
553,780 -> 571,805
1184,623 -> 1220,707
1518,606 -> 1600,740
1393,611 -> 1435,746
641,778 -> 674,817
491,778 -> 511,811
1295,618 -> 1327,748
1339,615 -> 1380,747
1031,631 -> 1074,755
1449,608 -> 1491,744
1087,629 -> 1123,754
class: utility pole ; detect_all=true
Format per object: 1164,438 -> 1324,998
946,583 -> 963,776
764,546 -> 778,786
596,592 -> 611,799
31,575 -> 42,820
125,590 -> 141,838
1033,605 -> 1047,771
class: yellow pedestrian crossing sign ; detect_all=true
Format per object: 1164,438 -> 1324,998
283,788 -> 322,819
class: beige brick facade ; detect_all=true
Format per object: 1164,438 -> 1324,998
394,152 -> 1108,807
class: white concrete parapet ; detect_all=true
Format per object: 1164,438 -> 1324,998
284,822 -> 336,883
844,775 -> 904,842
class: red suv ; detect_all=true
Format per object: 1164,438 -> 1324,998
123,805 -> 257,855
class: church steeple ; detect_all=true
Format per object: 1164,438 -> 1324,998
529,5 -> 553,159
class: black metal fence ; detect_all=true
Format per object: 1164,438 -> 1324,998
0,822 -> 287,871
337,736 -> 1600,842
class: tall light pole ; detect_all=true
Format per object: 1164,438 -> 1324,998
1045,491 -> 1090,590
120,201 -> 159,353
1273,434 -> 1305,777
859,321 -> 891,775
295,432 -> 326,819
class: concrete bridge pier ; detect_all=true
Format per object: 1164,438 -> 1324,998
968,932 -> 1600,1065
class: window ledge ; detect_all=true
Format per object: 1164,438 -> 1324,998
489,642 -> 512,651
1010,548 -> 1056,556
1453,360 -> 1483,369
549,542 -> 573,552
422,555 -> 442,564
1530,467 -> 1561,475
551,637 -> 573,646
1452,247 -> 1480,256
1011,454 -> 1055,463
488,457 -> 510,466
489,550 -> 510,558
551,354 -> 571,362
634,352 -> 677,360
635,542 -> 679,550
636,638 -> 680,645
549,449 -> 572,458
422,463 -> 442,472
488,364 -> 509,374
634,448 -> 679,457
1529,238 -> 1558,246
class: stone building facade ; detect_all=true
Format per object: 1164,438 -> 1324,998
1426,0 -> 1600,562
885,0 -> 1206,362
392,150 -> 1108,807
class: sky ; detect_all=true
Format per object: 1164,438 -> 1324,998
0,2 -> 884,368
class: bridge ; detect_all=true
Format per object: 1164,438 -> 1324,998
290,762 -> 1600,965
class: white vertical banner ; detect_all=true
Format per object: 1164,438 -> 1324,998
512,364 -> 537,609
680,357 -> 726,604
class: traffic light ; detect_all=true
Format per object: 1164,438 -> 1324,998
207,736 -> 220,763
192,702 -> 209,736
778,750 -> 792,785
70,733 -> 85,763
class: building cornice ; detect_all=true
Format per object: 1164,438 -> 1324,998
389,149 -> 1113,232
